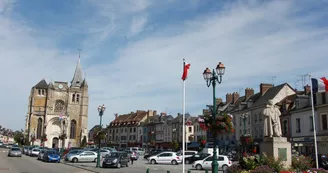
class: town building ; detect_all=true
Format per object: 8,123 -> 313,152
107,110 -> 156,148
25,58 -> 89,148
315,90 -> 328,154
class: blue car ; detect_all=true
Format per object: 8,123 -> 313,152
42,150 -> 61,163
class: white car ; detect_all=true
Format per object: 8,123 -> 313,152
148,152 -> 182,165
177,150 -> 198,159
67,151 -> 98,163
31,148 -> 40,156
192,155 -> 232,171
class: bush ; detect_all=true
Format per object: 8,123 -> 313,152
250,165 -> 273,173
226,164 -> 242,173
239,156 -> 258,170
292,155 -> 312,171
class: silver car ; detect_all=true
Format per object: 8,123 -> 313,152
67,151 -> 98,163
8,147 -> 22,157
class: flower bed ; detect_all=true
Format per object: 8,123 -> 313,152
226,154 -> 326,173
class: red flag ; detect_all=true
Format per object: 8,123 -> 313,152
181,62 -> 190,81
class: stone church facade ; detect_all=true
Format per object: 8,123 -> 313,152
25,58 -> 89,148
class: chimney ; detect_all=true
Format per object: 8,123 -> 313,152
304,85 -> 311,95
245,88 -> 254,100
216,98 -> 222,105
160,112 -> 166,116
114,113 -> 118,119
260,83 -> 273,96
226,93 -> 233,103
232,92 -> 239,104
202,109 -> 209,115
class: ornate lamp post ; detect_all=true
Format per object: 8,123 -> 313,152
96,104 -> 106,168
202,62 -> 225,173
241,113 -> 248,135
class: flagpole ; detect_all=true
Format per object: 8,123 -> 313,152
309,74 -> 319,169
182,59 -> 186,173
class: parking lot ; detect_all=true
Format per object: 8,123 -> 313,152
62,159 -> 227,173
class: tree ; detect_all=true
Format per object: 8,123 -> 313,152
13,130 -> 24,145
81,136 -> 87,147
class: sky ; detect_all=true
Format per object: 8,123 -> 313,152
1,0 -> 328,131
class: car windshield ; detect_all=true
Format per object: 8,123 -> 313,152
106,152 -> 120,158
33,149 -> 40,151
69,150 -> 80,154
47,151 -> 58,154
11,148 -> 21,151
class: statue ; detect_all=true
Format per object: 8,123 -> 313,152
263,99 -> 282,137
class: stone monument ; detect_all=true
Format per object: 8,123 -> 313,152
260,99 -> 292,168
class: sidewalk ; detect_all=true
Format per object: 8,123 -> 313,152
62,162 -> 102,173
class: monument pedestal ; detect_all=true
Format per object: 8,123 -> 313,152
260,137 -> 292,168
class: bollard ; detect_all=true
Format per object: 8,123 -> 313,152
146,168 -> 149,173
167,171 -> 170,173
187,170 -> 191,173
205,170 -> 208,173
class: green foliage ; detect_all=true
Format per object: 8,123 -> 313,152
238,154 -> 284,172
250,165 -> 273,173
93,126 -> 106,140
171,140 -> 179,150
80,136 -> 87,147
292,155 -> 312,171
201,112 -> 234,134
13,130 -> 24,145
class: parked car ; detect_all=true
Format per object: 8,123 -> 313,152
192,155 -> 232,171
102,152 -> 129,168
144,149 -> 165,159
185,153 -> 211,164
42,150 -> 61,163
63,149 -> 83,160
38,149 -> 48,160
126,150 -> 139,160
30,148 -> 40,156
8,147 -> 22,157
148,152 -> 182,165
66,150 -> 98,163
177,150 -> 198,159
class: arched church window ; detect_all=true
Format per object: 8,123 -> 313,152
72,94 -> 75,102
54,100 -> 65,112
37,118 -> 42,139
76,94 -> 80,103
70,120 -> 77,139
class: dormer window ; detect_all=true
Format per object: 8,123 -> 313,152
38,89 -> 46,96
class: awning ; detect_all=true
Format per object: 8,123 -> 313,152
188,142 -> 200,148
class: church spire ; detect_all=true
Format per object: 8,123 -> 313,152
71,50 -> 83,87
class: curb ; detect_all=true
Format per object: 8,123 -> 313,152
61,162 -> 100,173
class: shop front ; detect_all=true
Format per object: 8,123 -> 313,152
317,136 -> 328,154
291,136 -> 314,156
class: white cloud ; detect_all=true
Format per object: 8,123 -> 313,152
130,15 -> 148,36
1,0 -> 328,130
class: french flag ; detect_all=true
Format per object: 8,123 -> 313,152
311,77 -> 328,93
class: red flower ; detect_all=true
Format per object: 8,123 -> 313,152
201,140 -> 206,145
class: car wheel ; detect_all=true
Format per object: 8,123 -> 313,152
151,159 -> 156,164
222,165 -> 228,171
72,158 -> 78,163
196,164 -> 202,170
171,160 -> 178,165
117,163 -> 121,168
185,160 -> 190,164
93,158 -> 97,162
126,162 -> 129,167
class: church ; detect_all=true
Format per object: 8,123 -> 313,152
25,57 -> 89,148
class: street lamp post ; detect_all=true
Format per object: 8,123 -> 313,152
202,62 -> 225,173
96,104 -> 106,168
241,113 -> 248,136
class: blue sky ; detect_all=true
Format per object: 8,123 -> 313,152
1,0 -> 328,131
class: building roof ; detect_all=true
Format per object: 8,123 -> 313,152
251,83 -> 287,108
71,58 -> 83,87
34,79 -> 48,89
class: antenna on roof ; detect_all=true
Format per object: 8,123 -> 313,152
268,76 -> 276,86
297,74 -> 309,87
238,88 -> 244,94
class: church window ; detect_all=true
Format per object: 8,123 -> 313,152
72,94 -> 75,102
37,118 -> 42,139
70,120 -> 77,139
38,89 -> 45,96
76,94 -> 80,103
54,100 -> 65,112
38,89 -> 41,95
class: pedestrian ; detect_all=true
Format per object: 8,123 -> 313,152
130,154 -> 134,165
